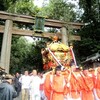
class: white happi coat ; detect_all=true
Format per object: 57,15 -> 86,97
30,75 -> 41,100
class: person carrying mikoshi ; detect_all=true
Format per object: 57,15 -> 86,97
93,67 -> 100,100
49,65 -> 67,100
79,68 -> 94,100
61,65 -> 82,100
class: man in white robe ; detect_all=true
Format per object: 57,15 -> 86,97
30,70 -> 41,100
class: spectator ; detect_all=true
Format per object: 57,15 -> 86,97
30,70 -> 41,100
14,72 -> 21,96
19,70 -> 31,100
0,74 -> 17,100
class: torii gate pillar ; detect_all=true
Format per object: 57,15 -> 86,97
61,27 -> 69,46
0,20 -> 13,73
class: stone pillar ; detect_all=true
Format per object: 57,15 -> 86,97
0,20 -> 13,73
61,27 -> 69,46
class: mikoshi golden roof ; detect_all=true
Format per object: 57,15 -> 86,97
48,41 -> 69,52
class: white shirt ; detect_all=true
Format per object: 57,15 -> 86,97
19,75 -> 31,89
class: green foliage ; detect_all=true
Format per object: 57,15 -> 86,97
40,0 -> 76,21
0,0 -> 40,16
79,0 -> 100,22
23,38 -> 52,72
10,36 -> 31,73
0,0 -> 16,11
7,0 -> 40,15
24,43 -> 43,72
74,0 -> 100,62
74,38 -> 100,61
10,36 -> 45,74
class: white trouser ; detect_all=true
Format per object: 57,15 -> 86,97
93,89 -> 100,100
66,94 -> 81,100
30,88 -> 40,100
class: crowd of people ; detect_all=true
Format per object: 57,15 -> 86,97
42,65 -> 100,100
0,65 -> 100,100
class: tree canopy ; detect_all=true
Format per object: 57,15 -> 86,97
73,0 -> 100,63
40,0 -> 76,21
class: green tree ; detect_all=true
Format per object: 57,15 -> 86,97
74,0 -> 100,62
7,0 -> 40,15
23,37 -> 51,72
10,36 -> 47,73
0,0 -> 17,11
24,42 -> 43,72
10,36 -> 31,73
41,0 -> 76,22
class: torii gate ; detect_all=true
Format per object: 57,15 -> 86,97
0,11 -> 84,73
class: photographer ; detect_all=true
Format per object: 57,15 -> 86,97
0,74 -> 17,100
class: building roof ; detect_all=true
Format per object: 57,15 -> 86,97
82,52 -> 100,63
